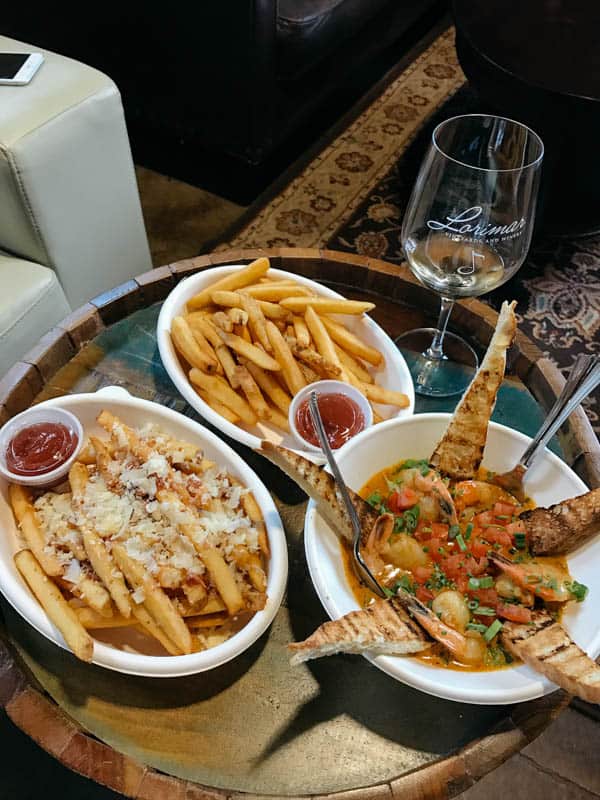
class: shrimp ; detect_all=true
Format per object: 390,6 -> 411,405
363,513 -> 428,577
413,468 -> 458,526
489,553 -> 573,603
394,588 -> 487,666
453,480 -> 519,514
363,513 -> 394,576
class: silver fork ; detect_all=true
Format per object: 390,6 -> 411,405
495,353 -> 600,498
308,391 -> 386,598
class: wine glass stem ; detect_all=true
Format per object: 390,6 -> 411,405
425,296 -> 455,361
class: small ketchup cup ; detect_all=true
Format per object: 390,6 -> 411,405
0,406 -> 83,488
289,380 -> 373,453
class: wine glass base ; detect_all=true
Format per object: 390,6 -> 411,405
395,328 -> 479,398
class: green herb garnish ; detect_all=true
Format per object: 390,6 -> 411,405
456,533 -> 467,552
514,532 -> 527,550
468,576 -> 493,590
565,580 -> 589,602
448,524 -> 460,540
464,523 -> 473,541
466,622 -> 487,633
475,606 -> 496,616
483,619 -> 503,642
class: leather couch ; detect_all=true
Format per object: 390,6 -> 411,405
0,35 -> 152,377
1,1 -> 445,201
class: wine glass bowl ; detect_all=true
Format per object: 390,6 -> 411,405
397,114 -> 544,397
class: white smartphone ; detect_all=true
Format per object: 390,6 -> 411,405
0,52 -> 44,86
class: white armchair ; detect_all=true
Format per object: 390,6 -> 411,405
0,34 -> 152,375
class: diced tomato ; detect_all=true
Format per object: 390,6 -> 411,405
413,565 -> 433,583
471,588 -> 498,606
482,527 -> 513,548
388,487 -> 418,513
455,576 -> 469,593
416,585 -> 434,603
506,520 -> 526,536
475,511 -> 494,527
442,554 -> 464,579
493,501 -> 518,517
424,539 -> 444,562
470,538 -> 490,558
497,603 -> 532,623
431,522 -> 449,540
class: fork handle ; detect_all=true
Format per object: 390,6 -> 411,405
520,356 -> 600,469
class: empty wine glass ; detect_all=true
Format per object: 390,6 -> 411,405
397,113 -> 544,396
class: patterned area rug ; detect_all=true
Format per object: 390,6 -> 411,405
219,28 -> 599,435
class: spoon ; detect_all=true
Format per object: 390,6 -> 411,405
308,391 -> 386,598
495,354 -> 600,499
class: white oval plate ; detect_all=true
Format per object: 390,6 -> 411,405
304,413 -> 597,705
156,266 -> 415,463
0,387 -> 288,677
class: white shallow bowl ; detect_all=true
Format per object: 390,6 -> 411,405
0,386 -> 288,678
304,413 -> 595,705
156,265 -> 415,463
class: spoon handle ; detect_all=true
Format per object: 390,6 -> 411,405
520,355 -> 600,469
308,391 -> 385,597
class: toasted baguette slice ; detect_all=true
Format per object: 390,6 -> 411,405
260,440 -> 378,544
430,300 -> 517,481
288,597 -> 430,665
501,610 -> 600,703
525,488 -> 600,556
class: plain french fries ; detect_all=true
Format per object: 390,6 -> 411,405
211,291 -> 290,321
239,292 -> 272,353
334,343 -> 374,384
216,329 -> 281,371
243,360 -> 291,414
112,543 -> 193,655
265,320 -> 306,396
186,313 -> 221,348
171,316 -> 219,373
226,307 -> 248,326
15,549 -> 94,662
245,285 -> 313,301
320,316 -> 383,366
280,297 -> 375,315
189,369 -> 258,426
292,315 -> 311,348
363,383 -> 410,408
293,346 -> 342,380
234,366 -> 271,420
187,257 -> 270,310
213,311 -> 233,333
304,306 -> 347,381
195,389 -> 240,424
266,405 -> 291,433
9,485 -> 63,577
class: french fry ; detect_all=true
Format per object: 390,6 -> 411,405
245,284 -> 314,302
216,329 -> 281,371
363,383 -> 410,408
186,313 -> 221,348
187,257 -> 270,310
74,604 -> 132,629
231,546 -> 267,593
131,604 -> 182,656
186,612 -> 230,629
320,316 -> 383,366
334,343 -> 374,384
212,311 -> 233,333
265,320 -> 306,396
69,463 -> 132,618
266,405 -> 291,433
293,346 -> 342,380
214,343 -> 240,388
292,315 -> 311,348
234,365 -> 271,420
71,576 -> 113,618
189,369 -> 258,425
243,361 -> 291,414
240,492 -> 269,558
112,543 -> 192,655
226,307 -> 248,326
239,292 -> 272,353
299,362 -> 320,385
211,291 -> 290,321
199,546 -> 245,615
304,306 -> 347,381
196,389 -> 240,424
171,316 -> 219,373
9,485 -> 63,577
281,297 -> 375,315
15,549 -> 93,662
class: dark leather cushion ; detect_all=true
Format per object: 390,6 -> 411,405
277,0 -> 391,79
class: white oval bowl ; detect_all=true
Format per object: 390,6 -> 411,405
0,386 -> 288,677
156,265 -> 415,463
304,413 -> 595,705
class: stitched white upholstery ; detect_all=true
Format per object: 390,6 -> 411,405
0,35 -> 152,377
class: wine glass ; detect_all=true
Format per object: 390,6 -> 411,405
396,113 -> 544,397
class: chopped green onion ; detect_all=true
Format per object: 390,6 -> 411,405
514,532 -> 527,550
467,622 -> 487,633
468,576 -> 493,590
448,524 -> 460,540
565,580 -> 588,602
495,515 -> 510,520
467,599 -> 480,610
464,523 -> 473,541
484,619 -> 503,642
382,586 -> 395,598
456,533 -> 467,551
475,606 -> 496,616
468,577 -> 480,590
394,575 -> 416,595
367,491 -> 382,508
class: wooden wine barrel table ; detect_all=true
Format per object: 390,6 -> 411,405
0,248 -> 598,800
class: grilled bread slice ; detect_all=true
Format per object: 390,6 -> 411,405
501,610 -> 600,703
430,300 -> 517,481
525,488 -> 600,556
260,440 -> 378,544
288,596 -> 430,665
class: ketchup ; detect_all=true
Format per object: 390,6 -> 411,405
295,392 -> 365,449
5,422 -> 78,476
